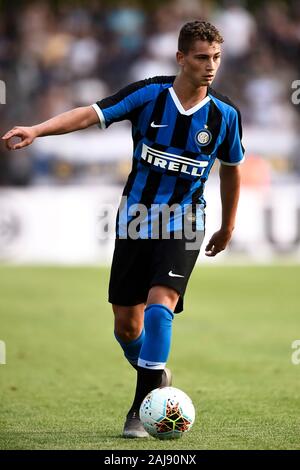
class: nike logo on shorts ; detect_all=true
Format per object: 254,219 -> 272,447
145,363 -> 157,367
168,270 -> 184,278
151,121 -> 168,128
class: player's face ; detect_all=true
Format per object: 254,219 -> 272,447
177,40 -> 221,87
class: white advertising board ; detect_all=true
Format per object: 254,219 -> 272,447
0,184 -> 299,264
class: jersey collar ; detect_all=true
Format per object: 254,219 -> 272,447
168,87 -> 211,116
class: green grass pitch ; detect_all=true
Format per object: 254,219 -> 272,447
0,265 -> 299,450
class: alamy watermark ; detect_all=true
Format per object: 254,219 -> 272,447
0,80 -> 6,104
291,80 -> 300,105
291,340 -> 300,365
96,197 -> 205,250
0,340 -> 6,364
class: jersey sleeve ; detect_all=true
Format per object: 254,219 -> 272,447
92,80 -> 151,129
217,107 -> 245,166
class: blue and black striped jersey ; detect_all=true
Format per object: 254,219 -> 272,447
92,76 -> 245,238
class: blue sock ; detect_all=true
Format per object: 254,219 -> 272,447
114,329 -> 145,366
138,304 -> 174,369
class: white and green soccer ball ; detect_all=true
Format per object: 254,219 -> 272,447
139,386 -> 195,440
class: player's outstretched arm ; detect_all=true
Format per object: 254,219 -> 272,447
205,164 -> 241,257
2,106 -> 99,151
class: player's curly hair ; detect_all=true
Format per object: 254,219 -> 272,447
178,20 -> 224,53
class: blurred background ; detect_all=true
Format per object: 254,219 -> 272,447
0,0 -> 300,264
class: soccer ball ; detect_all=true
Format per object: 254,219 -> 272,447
139,386 -> 195,440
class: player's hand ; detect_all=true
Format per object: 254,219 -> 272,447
205,228 -> 233,257
2,126 -> 37,151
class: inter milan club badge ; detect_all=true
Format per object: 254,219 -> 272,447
195,127 -> 212,146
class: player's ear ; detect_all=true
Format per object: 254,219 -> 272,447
176,51 -> 185,67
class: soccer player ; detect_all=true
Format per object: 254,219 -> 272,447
2,21 -> 244,438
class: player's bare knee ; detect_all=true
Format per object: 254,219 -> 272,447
147,286 -> 179,311
114,323 -> 141,342
113,305 -> 144,341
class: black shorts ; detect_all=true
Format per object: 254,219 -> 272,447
108,233 -> 204,313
